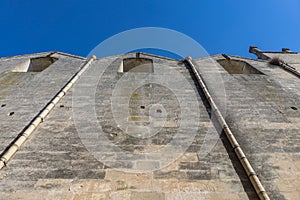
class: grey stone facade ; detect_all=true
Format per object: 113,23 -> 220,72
0,49 -> 299,199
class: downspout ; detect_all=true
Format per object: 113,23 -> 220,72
0,55 -> 96,170
184,56 -> 270,200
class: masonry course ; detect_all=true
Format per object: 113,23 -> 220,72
0,49 -> 299,199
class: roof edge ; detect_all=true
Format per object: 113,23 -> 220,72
0,51 -> 87,61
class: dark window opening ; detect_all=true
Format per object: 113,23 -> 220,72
217,59 -> 264,75
120,58 -> 154,73
12,57 -> 58,72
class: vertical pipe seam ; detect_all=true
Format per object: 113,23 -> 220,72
0,55 -> 96,170
184,57 -> 270,200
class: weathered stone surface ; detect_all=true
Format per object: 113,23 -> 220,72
131,191 -> 165,200
0,50 -> 299,199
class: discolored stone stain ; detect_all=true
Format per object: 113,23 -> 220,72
0,72 -> 27,99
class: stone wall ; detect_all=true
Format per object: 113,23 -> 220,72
0,51 -> 299,199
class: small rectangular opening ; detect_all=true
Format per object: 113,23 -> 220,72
12,57 -> 58,72
119,58 -> 154,73
217,59 -> 264,75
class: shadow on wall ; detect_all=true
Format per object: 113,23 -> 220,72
118,57 -> 154,73
12,57 -> 58,72
217,59 -> 264,75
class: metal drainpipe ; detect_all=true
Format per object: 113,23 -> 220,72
0,55 -> 96,170
184,56 -> 270,200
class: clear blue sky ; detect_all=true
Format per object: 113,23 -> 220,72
1,0 -> 300,59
